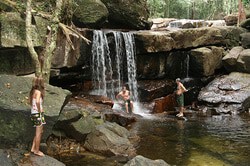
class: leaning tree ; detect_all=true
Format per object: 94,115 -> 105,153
2,0 -> 90,82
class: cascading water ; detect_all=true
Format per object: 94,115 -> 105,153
113,31 -> 124,93
122,32 -> 139,102
91,30 -> 139,104
91,30 -> 108,97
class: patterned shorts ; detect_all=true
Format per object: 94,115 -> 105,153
30,112 -> 46,127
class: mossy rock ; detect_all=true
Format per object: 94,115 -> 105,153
0,75 -> 71,148
72,0 -> 108,28
0,12 -> 46,47
101,0 -> 150,30
240,18 -> 250,30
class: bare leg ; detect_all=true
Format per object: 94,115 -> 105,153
176,107 -> 184,117
130,101 -> 134,113
179,107 -> 184,117
31,137 -> 36,152
33,125 -> 45,156
125,103 -> 129,113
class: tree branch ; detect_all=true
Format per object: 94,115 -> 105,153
59,23 -> 91,50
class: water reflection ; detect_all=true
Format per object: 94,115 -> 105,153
132,113 -> 250,166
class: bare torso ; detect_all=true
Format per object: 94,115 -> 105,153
118,90 -> 130,101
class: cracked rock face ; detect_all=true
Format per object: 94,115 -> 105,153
198,72 -> 250,113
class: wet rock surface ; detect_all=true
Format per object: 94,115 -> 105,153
84,121 -> 137,158
198,72 -> 250,113
138,80 -> 175,102
124,155 -> 170,166
0,148 -> 65,166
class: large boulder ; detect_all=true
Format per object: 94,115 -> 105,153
222,46 -> 244,72
224,14 -> 238,26
124,155 -> 169,166
240,18 -> 250,30
198,72 -> 250,114
236,49 -> 250,73
240,32 -> 250,48
190,46 -> 225,77
153,94 -> 177,113
0,148 -> 65,166
84,122 -> 136,157
101,0 -> 151,30
72,0 -> 109,28
0,12 -> 47,48
54,99 -> 104,142
222,47 -> 250,73
134,26 -> 246,54
0,75 -> 71,148
0,48 -> 35,75
137,80 -> 175,102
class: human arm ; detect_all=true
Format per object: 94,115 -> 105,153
35,90 -> 42,112
180,84 -> 188,92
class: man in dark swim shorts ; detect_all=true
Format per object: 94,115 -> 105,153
116,85 -> 134,113
175,78 -> 188,117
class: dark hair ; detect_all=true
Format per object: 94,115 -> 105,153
29,77 -> 45,105
122,84 -> 129,90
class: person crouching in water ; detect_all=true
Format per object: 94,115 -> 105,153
175,78 -> 188,117
29,77 -> 46,156
116,85 -> 134,113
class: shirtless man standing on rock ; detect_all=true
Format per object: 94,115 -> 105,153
175,78 -> 188,117
116,85 -> 134,113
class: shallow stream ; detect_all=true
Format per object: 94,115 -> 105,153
58,111 -> 250,166
133,112 -> 250,166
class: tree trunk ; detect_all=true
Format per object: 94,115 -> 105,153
42,0 -> 62,82
238,0 -> 246,25
25,0 -> 62,82
25,0 -> 42,77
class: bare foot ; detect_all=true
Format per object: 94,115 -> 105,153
176,113 -> 183,117
33,151 -> 45,157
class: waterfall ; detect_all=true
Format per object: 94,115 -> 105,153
122,32 -> 139,102
91,30 -> 115,98
113,31 -> 124,93
91,30 -> 108,97
91,30 -> 139,102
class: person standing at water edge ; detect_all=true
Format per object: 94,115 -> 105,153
175,78 -> 188,117
29,77 -> 46,157
116,85 -> 134,113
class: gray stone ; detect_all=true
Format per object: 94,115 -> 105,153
124,155 -> 169,166
240,32 -> 250,48
72,0 -> 108,28
224,14 -> 238,26
101,0 -> 151,30
222,46 -> 244,72
0,12 -> 46,47
198,72 -> 250,113
190,46 -> 224,76
134,26 -> 246,54
237,49 -> 250,73
0,75 -> 71,148
0,48 -> 35,75
54,101 -> 104,142
240,18 -> 250,30
84,122 -> 136,157
0,148 -> 65,166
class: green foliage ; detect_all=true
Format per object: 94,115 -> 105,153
147,0 -> 249,19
